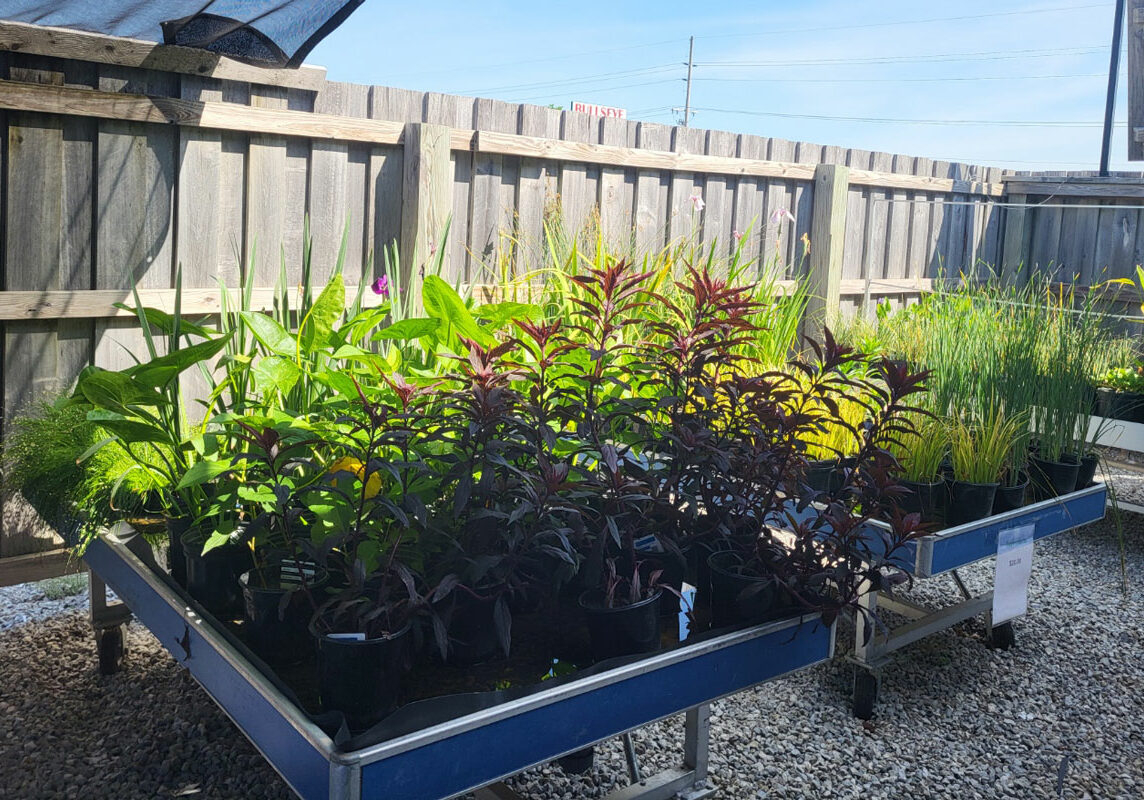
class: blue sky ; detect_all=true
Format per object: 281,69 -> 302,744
310,1 -> 1130,171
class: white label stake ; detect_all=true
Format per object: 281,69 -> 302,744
993,523 -> 1035,624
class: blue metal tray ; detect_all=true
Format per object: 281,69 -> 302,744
84,530 -> 835,800
891,481 -> 1107,577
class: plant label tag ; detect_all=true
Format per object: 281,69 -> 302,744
992,523 -> 1035,624
633,535 -> 664,554
327,633 -> 367,641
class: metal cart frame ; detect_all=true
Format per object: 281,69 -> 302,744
83,526 -> 835,800
848,482 -> 1107,718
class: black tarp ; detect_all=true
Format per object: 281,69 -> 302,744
1,1 -> 365,67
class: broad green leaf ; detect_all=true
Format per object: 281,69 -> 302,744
371,317 -> 441,342
240,312 -> 297,358
300,273 -> 345,354
76,369 -> 165,412
200,530 -> 234,555
422,275 -> 493,347
252,355 -> 303,396
238,485 -> 278,505
176,459 -> 234,490
331,343 -> 372,359
129,333 -> 234,389
356,540 -> 381,573
313,369 -> 359,397
476,301 -> 541,330
87,414 -> 171,446
343,305 -> 392,341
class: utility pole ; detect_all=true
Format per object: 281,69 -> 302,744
1100,0 -> 1126,176
682,36 -> 694,127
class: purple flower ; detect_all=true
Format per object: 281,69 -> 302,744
688,192 -> 705,212
732,229 -> 744,242
371,275 -> 391,298
770,207 -> 795,225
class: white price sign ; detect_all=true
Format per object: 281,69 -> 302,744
992,523 -> 1035,624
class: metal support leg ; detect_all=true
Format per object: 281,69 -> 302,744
683,705 -> 709,780
89,569 -> 132,675
480,709 -> 717,800
604,707 -> 716,800
950,569 -> 972,601
622,733 -> 643,783
851,580 -> 882,719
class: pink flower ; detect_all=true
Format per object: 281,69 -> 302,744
770,207 -> 795,225
371,275 -> 391,298
688,192 -> 705,212
732,229 -> 744,242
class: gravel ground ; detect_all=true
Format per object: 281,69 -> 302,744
2,505 -> 1143,799
0,575 -> 101,631
1098,451 -> 1144,507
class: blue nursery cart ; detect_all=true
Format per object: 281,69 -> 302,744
847,481 -> 1107,718
84,529 -> 834,800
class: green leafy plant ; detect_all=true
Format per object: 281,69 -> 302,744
1098,365 -> 1144,393
950,409 -> 1023,485
889,415 -> 948,483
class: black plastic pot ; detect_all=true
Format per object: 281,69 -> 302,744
239,561 -> 325,664
556,747 -> 595,775
897,478 -> 945,522
1077,453 -> 1100,489
685,540 -> 727,613
1029,454 -> 1080,501
992,472 -> 1029,514
645,549 -> 687,618
165,516 -> 190,589
945,479 -> 999,528
804,459 -> 836,495
707,551 -> 781,627
939,456 -> 955,482
317,623 -> 410,732
1096,387 -> 1144,423
182,538 -> 251,617
446,593 -> 503,664
579,588 -> 663,663
833,456 -> 857,495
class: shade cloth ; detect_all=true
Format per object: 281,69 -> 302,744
1,1 -> 364,67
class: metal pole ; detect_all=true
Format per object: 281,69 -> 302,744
1100,0 -> 1127,176
682,36 -> 694,127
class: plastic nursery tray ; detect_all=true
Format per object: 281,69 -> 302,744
83,530 -> 835,800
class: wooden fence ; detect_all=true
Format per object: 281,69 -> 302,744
0,20 -> 1135,581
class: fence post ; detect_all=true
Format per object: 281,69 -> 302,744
805,163 -> 849,341
1000,193 -> 1028,285
400,122 -> 452,296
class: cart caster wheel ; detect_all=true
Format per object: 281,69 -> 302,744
989,622 -> 1015,651
852,669 -> 879,720
97,626 -> 125,675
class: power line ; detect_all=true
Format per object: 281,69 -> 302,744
697,2 -> 1112,40
511,79 -> 680,103
691,73 -> 1106,85
457,64 -> 679,96
692,107 -> 1123,127
694,46 -> 1105,68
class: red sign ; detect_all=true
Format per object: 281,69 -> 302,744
570,101 -> 627,119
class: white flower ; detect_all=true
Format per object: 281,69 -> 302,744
770,207 -> 795,225
688,192 -> 705,212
